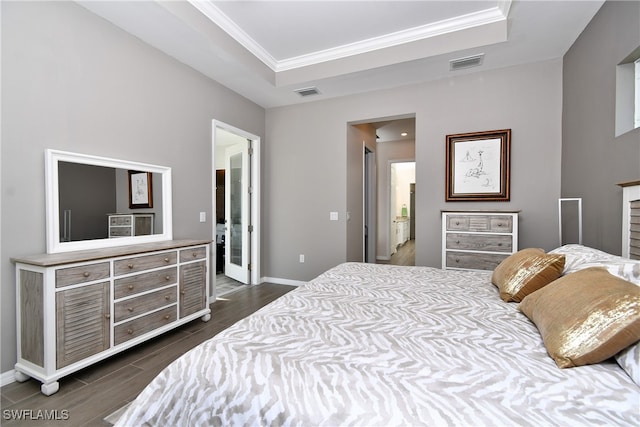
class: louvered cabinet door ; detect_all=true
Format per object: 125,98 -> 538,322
56,282 -> 110,369
179,261 -> 207,318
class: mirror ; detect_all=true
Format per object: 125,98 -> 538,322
45,149 -> 173,253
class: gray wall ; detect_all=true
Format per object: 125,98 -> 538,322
266,59 -> 564,281
1,1 -> 264,374
562,0 -> 640,255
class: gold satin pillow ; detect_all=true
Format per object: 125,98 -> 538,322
491,248 -> 565,302
519,267 -> 640,368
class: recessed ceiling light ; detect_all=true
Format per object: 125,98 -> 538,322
401,132 -> 408,137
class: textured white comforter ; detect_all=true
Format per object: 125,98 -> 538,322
117,263 -> 639,426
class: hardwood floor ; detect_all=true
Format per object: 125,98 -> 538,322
383,239 -> 415,266
1,283 -> 296,427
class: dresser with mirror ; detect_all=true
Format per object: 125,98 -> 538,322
12,150 -> 211,396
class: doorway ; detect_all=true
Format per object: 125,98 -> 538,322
212,120 -> 261,299
389,161 -> 415,266
370,117 -> 416,265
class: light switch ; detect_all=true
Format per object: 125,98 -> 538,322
330,212 -> 339,221
199,212 -> 206,222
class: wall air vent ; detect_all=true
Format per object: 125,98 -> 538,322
450,54 -> 485,71
294,87 -> 320,97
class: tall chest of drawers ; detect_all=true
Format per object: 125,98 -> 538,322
13,239 -> 211,395
442,211 -> 519,271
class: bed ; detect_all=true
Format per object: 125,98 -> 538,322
116,245 -> 640,426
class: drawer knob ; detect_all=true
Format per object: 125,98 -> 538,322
164,257 -> 170,263
192,252 -> 197,258
498,243 -> 503,247
127,329 -> 133,335
83,272 -> 90,278
128,307 -> 134,312
128,285 -> 134,290
128,263 -> 134,269
455,240 -> 460,244
165,295 -> 170,300
455,221 -> 460,225
181,291 -> 185,296
164,315 -> 170,320
165,275 -> 171,281
455,258 -> 460,263
105,314 -> 111,319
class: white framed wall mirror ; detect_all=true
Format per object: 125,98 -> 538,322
45,149 -> 173,253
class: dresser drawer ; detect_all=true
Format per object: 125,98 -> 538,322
114,306 -> 176,346
114,251 -> 177,276
446,215 -> 470,231
446,251 -> 508,270
110,227 -> 132,237
109,216 -> 131,226
114,286 -> 177,322
446,215 -> 513,233
55,263 -> 110,288
114,267 -> 177,299
446,233 -> 512,252
488,216 -> 513,232
180,246 -> 207,262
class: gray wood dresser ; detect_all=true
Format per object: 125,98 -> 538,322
108,213 -> 154,237
12,239 -> 211,396
442,211 -> 519,271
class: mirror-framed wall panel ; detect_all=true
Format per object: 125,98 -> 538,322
45,149 -> 173,253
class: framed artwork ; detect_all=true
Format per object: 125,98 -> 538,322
445,129 -> 511,201
128,170 -> 153,208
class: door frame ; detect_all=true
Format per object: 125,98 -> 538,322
211,120 -> 261,298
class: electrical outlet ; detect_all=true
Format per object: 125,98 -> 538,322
299,254 -> 305,263
199,212 -> 206,222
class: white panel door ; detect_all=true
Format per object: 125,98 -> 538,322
224,141 -> 250,284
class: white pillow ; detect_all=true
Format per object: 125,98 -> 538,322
550,244 -> 640,285
616,341 -> 640,386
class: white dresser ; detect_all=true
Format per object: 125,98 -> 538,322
442,211 -> 519,271
108,213 -> 154,237
13,239 -> 211,395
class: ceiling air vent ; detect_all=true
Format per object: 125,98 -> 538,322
294,87 -> 320,97
450,54 -> 485,71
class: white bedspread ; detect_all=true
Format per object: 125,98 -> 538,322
117,263 -> 639,426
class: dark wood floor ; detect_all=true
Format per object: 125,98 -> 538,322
0,283 -> 296,427
385,239 -> 415,266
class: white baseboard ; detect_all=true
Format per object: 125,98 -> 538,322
1,369 -> 16,387
262,277 -> 305,287
376,255 -> 391,261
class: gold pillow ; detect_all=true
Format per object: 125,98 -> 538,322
491,248 -> 565,302
519,267 -> 640,368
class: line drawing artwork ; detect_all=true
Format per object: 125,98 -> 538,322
454,138 -> 501,194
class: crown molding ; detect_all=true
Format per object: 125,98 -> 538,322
188,0 -> 280,69
188,0 -> 511,73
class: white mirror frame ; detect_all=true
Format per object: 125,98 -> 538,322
45,149 -> 173,253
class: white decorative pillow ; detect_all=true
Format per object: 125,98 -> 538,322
615,341 -> 640,386
549,244 -> 619,273
550,244 -> 640,284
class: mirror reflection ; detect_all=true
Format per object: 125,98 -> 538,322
58,161 -> 163,242
46,149 -> 173,254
